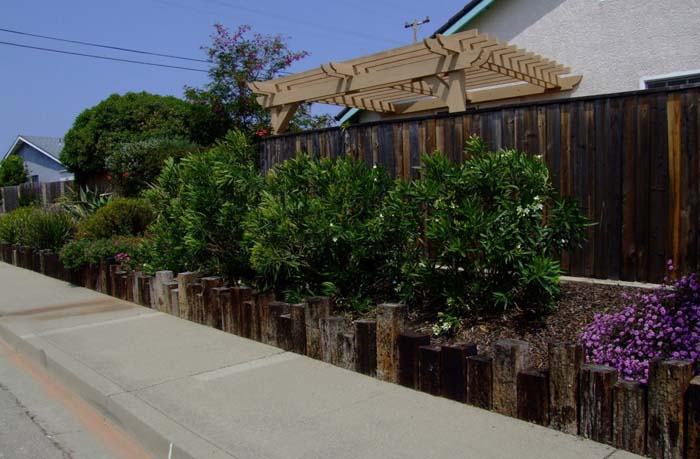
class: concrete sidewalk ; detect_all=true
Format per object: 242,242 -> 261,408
0,262 -> 641,459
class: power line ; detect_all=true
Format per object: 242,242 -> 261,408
0,40 -> 209,72
0,27 -> 209,63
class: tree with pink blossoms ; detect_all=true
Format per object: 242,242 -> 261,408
186,24 -> 333,135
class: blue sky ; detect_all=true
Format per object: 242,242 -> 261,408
0,0 -> 466,152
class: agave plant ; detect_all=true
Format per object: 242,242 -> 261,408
59,186 -> 112,221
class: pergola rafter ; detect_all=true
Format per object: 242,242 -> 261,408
248,29 -> 582,133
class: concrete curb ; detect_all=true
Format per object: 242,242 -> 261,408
0,319 -> 234,459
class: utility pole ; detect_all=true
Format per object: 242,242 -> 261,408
404,16 -> 430,44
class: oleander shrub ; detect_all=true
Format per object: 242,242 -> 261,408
0,207 -> 75,251
380,136 -> 589,317
581,262 -> 700,382
143,131 -> 262,279
105,137 -> 200,196
244,154 -> 397,309
77,197 -> 154,240
60,236 -> 144,269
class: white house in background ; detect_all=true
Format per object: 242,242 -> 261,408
339,0 -> 700,123
3,135 -> 73,183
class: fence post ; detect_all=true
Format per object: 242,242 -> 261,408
177,272 -> 200,319
305,297 -> 330,359
613,380 -> 647,456
290,303 -> 307,355
492,339 -> 530,417
517,368 -> 549,426
548,342 -> 583,434
200,277 -> 223,327
687,376 -> 700,459
264,301 -> 289,347
466,355 -> 493,410
353,319 -> 376,376
153,271 -> 174,312
647,359 -> 693,459
214,287 -> 231,331
253,291 -> 275,342
232,287 -> 252,336
241,300 -> 254,338
440,342 -> 477,401
398,331 -> 431,389
340,333 -> 354,370
418,345 -> 442,396
580,364 -> 617,444
320,316 -> 349,365
277,314 -> 292,351
376,303 -> 406,383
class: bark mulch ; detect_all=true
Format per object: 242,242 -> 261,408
404,280 -> 647,368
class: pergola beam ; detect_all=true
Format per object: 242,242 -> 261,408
249,29 -> 582,133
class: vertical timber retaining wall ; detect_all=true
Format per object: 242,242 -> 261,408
2,244 -> 698,459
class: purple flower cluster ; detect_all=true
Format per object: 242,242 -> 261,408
580,262 -> 700,383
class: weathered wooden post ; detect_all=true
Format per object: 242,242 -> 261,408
687,376 -> 700,459
253,291 -> 275,342
548,342 -> 583,434
290,303 -> 307,355
305,297 -> 330,359
441,343 -> 477,402
164,281 -> 178,314
492,339 -> 530,417
353,319 -> 376,376
517,368 -> 549,426
647,359 -> 693,459
466,355 -> 493,410
134,275 -> 150,307
339,333 -> 354,370
277,314 -> 292,351
232,287 -> 252,336
418,345 -> 442,396
397,331 -> 431,389
580,364 -> 617,443
154,271 -> 174,313
376,303 -> 406,383
320,316 -> 349,365
214,287 -> 231,331
177,272 -> 200,319
200,277 -> 223,327
241,300 -> 254,338
264,301 -> 289,347
612,380 -> 647,456
190,282 -> 202,323
169,289 -> 179,315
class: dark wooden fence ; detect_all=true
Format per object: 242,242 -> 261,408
0,180 -> 74,214
260,86 -> 700,284
3,244 -> 698,459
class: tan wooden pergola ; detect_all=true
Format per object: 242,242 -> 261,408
248,29 -> 582,134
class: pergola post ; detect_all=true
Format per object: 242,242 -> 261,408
270,103 -> 299,135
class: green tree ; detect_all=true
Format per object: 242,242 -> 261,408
185,24 -> 333,134
0,155 -> 27,186
61,92 -> 226,183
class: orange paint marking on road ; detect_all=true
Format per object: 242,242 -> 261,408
0,337 -> 151,459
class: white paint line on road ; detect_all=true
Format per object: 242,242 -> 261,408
20,312 -> 163,339
193,352 -> 300,382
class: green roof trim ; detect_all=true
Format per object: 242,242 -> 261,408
443,0 -> 495,34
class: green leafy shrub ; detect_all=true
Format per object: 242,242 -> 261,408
60,92 -> 225,183
0,207 -> 75,250
60,236 -> 144,269
144,131 -> 262,279
0,207 -> 36,244
77,197 -> 154,240
105,137 -> 200,196
0,155 -> 27,186
244,154 -> 397,309
381,136 -> 588,315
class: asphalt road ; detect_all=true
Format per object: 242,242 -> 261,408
0,337 -> 150,459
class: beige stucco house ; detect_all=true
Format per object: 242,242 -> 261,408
339,0 -> 700,124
